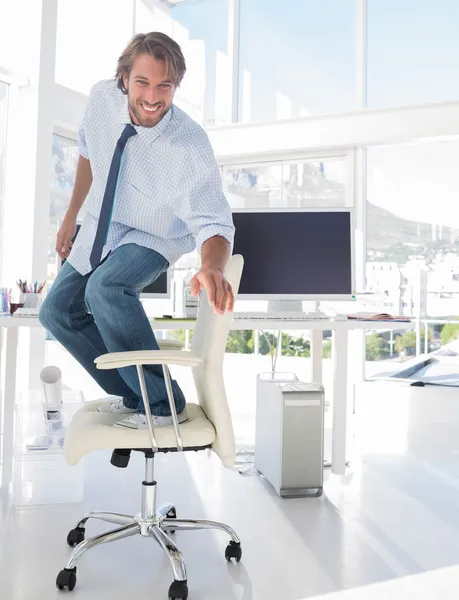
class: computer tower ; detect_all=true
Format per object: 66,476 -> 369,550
255,376 -> 324,498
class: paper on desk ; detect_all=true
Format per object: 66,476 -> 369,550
346,311 -> 412,321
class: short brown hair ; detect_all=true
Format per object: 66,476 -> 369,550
115,32 -> 186,93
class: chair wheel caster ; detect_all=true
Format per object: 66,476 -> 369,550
225,541 -> 242,562
56,567 -> 77,591
168,579 -> 188,599
166,508 -> 177,534
66,526 -> 85,546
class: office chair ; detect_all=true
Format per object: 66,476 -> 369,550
55,255 -> 244,600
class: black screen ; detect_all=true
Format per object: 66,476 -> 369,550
141,271 -> 168,295
61,224 -> 168,295
232,211 -> 352,296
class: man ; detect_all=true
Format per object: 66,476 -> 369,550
39,32 -> 235,430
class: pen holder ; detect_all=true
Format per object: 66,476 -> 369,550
23,293 -> 42,309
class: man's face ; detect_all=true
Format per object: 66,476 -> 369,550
123,53 -> 176,128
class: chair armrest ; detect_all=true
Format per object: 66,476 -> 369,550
94,349 -> 203,370
157,339 -> 185,350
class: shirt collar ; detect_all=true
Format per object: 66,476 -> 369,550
117,95 -> 173,145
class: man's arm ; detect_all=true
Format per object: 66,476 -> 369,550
181,129 -> 235,315
66,155 -> 93,220
56,155 -> 92,259
190,235 -> 234,315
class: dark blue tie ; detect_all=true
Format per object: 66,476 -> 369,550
90,124 -> 137,269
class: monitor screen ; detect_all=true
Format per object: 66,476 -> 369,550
59,223 -> 169,298
141,270 -> 169,297
231,210 -> 354,299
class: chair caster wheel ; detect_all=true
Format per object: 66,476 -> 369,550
168,579 -> 188,599
66,526 -> 85,546
166,508 -> 177,534
225,541 -> 242,562
56,567 -> 77,591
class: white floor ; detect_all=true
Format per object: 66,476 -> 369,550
2,348 -> 459,599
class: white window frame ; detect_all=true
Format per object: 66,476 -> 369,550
0,79 -> 10,285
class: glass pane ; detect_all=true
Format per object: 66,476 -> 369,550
367,0 -> 459,108
56,0 -> 134,94
222,165 -> 282,209
172,0 -> 230,126
238,0 -> 356,122
282,158 -> 348,207
48,135 -> 80,285
365,139 -> 459,383
222,156 -> 349,209
136,0 -> 230,127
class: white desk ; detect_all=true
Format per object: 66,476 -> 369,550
0,315 -> 413,488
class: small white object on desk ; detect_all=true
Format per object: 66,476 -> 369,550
333,314 -> 348,321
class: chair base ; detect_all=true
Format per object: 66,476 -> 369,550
56,453 -> 242,599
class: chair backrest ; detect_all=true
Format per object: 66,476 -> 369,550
190,254 -> 244,467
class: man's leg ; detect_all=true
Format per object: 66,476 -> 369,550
84,243 -> 186,417
39,260 -> 139,403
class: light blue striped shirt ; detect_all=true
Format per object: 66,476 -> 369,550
69,79 -> 234,275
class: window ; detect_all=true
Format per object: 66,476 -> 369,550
136,0 -> 231,126
222,156 -> 350,209
0,81 -> 8,281
367,0 -> 459,108
48,134 -> 80,284
56,0 -> 134,94
365,139 -> 459,378
238,0 -> 356,122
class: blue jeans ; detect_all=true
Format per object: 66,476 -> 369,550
39,243 -> 186,416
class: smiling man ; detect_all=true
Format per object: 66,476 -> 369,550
39,32 -> 235,429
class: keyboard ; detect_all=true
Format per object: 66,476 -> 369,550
14,307 -> 39,317
232,311 -> 329,321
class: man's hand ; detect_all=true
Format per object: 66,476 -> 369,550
189,267 -> 234,315
56,216 -> 77,260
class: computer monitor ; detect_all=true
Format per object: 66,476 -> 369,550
140,269 -> 171,299
231,209 -> 356,303
58,223 -> 170,299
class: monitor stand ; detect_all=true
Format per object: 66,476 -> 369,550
267,300 -> 303,313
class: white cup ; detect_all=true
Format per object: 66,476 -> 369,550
23,293 -> 42,308
40,365 -> 63,421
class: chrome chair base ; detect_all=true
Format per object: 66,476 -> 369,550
56,454 -> 242,599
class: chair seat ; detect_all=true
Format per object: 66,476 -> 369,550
63,401 -> 216,465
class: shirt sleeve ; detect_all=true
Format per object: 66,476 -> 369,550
77,122 -> 89,159
77,81 -> 102,160
179,135 -> 235,255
